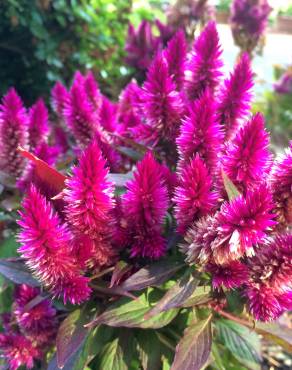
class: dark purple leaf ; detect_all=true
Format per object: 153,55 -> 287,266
110,261 -> 132,288
121,260 -> 183,291
171,315 -> 212,370
0,259 -> 40,286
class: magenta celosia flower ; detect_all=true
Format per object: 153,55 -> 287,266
217,52 -> 254,138
0,333 -> 41,370
164,30 -> 187,90
64,81 -> 97,147
246,285 -> 292,322
213,185 -> 276,264
125,21 -> 161,71
155,19 -> 176,45
174,155 -> 218,234
64,141 -> 117,268
53,125 -> 69,154
185,21 -> 223,100
14,284 -> 57,343
274,70 -> 292,95
18,185 -> 91,304
122,152 -> 168,259
84,71 -> 102,111
51,81 -> 69,118
142,53 -> 184,143
28,99 -> 49,150
176,89 -> 223,172
269,144 -> 292,227
206,260 -> 248,290
0,88 -> 28,177
118,80 -> 143,117
99,97 -> 119,133
221,113 -> 272,193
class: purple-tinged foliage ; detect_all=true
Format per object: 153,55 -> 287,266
217,52 -> 254,138
28,99 -> 49,150
185,21 -> 223,100
0,88 -> 28,177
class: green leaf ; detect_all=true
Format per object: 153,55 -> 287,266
254,322 -> 292,353
86,289 -> 178,329
121,260 -> 183,291
136,330 -> 162,370
216,319 -> 261,364
211,342 -> 226,370
181,286 -> 211,308
0,235 -> 18,258
0,259 -> 40,286
171,315 -> 212,370
145,272 -> 199,319
221,171 -> 240,200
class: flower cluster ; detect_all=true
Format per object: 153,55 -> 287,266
0,24 -> 290,364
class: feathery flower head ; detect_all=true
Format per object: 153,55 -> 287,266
18,185 -> 91,304
0,88 -> 28,177
155,19 -> 176,45
174,155 -> 218,234
176,89 -> 223,171
274,70 -> 292,95
0,333 -> 41,370
28,98 -> 49,150
269,144 -> 292,227
123,152 -> 168,259
142,53 -> 184,142
64,81 -> 97,147
84,71 -> 102,111
185,21 -> 223,100
164,29 -> 187,90
99,97 -> 119,133
51,81 -> 69,118
217,52 -> 254,137
206,260 -> 248,290
118,80 -> 143,116
64,141 -> 116,267
222,113 -> 272,193
213,185 -> 276,264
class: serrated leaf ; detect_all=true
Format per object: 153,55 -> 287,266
221,171 -> 240,200
145,272 -> 199,319
0,259 -> 40,286
86,289 -> 178,329
171,315 -> 212,370
216,319 -> 261,364
255,322 -> 292,353
121,260 -> 183,291
56,304 -> 96,368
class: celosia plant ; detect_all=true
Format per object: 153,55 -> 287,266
0,21 -> 291,370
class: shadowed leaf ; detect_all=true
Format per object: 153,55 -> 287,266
0,259 -> 40,286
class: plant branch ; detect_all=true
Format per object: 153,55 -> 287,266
215,309 -> 255,329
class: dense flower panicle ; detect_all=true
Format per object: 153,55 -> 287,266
0,333 -> 41,370
64,141 -> 117,267
28,99 -> 49,149
84,71 -> 102,111
14,284 -> 57,343
174,155 -> 218,234
125,21 -> 161,71
155,19 -> 176,45
164,30 -> 187,90
221,113 -> 272,192
118,80 -> 143,116
53,125 -> 69,154
99,97 -> 119,134
64,81 -> 97,147
269,144 -> 292,227
217,52 -> 254,138
176,89 -> 223,172
122,152 -> 169,259
18,186 -> 91,304
274,70 -> 292,95
185,21 -> 223,100
51,81 -> 69,118
142,53 -> 184,142
213,185 -> 276,264
0,88 -> 28,177
206,261 -> 248,290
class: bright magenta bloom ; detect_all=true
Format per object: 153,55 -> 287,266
217,52 -> 254,138
142,53 -> 184,143
206,261 -> 248,290
0,88 -> 28,177
28,98 -> 49,150
176,89 -> 223,172
64,141 -> 117,268
0,333 -> 41,370
51,81 -> 69,118
185,21 -> 223,100
84,71 -> 102,111
164,30 -> 187,90
269,143 -> 292,227
222,113 -> 271,192
214,185 -> 276,264
174,155 -> 218,234
18,186 -> 91,304
122,152 -> 168,259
